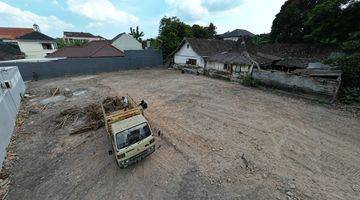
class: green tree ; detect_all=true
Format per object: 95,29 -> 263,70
251,34 -> 272,45
158,17 -> 193,58
129,26 -> 144,42
304,0 -> 360,50
271,0 -> 318,43
158,17 -> 217,58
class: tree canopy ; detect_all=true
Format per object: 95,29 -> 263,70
158,17 -> 217,58
270,0 -> 360,51
129,26 -> 144,42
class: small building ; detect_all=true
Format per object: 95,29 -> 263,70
173,38 -> 235,68
16,31 -> 57,58
47,40 -> 124,58
111,33 -> 143,51
217,29 -> 255,41
207,51 -> 255,78
63,31 -> 105,42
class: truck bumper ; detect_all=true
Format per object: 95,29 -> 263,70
118,145 -> 155,168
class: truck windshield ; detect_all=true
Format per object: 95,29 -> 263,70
116,123 -> 151,150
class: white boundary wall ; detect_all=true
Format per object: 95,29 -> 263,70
0,66 -> 25,167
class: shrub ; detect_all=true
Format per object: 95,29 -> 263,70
241,75 -> 259,87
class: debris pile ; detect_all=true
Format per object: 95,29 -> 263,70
55,103 -> 104,135
102,96 -> 125,113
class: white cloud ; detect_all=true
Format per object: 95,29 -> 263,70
165,0 -> 286,34
52,0 -> 59,5
67,0 -> 138,25
0,1 -> 73,37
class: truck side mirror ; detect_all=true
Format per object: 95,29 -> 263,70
108,150 -> 113,155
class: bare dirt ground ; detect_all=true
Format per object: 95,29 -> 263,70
3,69 -> 360,200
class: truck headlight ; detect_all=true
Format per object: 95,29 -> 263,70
117,153 -> 125,159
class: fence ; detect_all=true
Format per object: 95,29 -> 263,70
0,49 -> 163,81
0,66 -> 25,167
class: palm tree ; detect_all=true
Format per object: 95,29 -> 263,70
129,26 -> 144,42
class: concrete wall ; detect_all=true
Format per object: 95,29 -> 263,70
223,37 -> 239,41
17,40 -> 57,59
174,41 -> 205,68
0,66 -> 25,167
111,34 -> 143,51
252,69 -> 340,97
0,49 -> 163,81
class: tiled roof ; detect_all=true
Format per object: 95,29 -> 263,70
0,27 -> 33,40
16,31 -> 55,41
64,31 -> 102,38
46,40 -> 124,58
208,51 -> 254,65
184,38 -> 235,57
218,29 -> 255,38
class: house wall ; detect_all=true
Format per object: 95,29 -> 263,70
17,40 -> 57,58
252,69 -> 340,97
111,34 -> 143,51
0,49 -> 163,81
0,66 -> 25,167
207,61 -> 226,71
174,41 -> 205,67
223,37 -> 239,41
63,37 -> 103,42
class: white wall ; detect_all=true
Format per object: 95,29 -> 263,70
223,37 -> 239,41
17,40 -> 57,58
0,66 -> 25,167
174,41 -> 205,67
207,61 -> 226,71
111,34 -> 142,51
63,37 -> 103,42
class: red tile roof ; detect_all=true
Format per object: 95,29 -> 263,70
0,27 -> 34,40
47,40 -> 125,58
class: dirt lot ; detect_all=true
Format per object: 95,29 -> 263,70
3,69 -> 360,200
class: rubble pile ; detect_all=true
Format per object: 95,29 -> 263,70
55,103 -> 104,135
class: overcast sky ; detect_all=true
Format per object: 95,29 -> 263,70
0,0 -> 286,39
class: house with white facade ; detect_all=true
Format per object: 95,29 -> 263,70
63,31 -> 105,42
111,33 -> 143,51
0,25 -> 57,59
16,31 -> 57,58
173,38 -> 235,68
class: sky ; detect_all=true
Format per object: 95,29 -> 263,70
0,0 -> 286,39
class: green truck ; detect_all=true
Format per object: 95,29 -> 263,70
101,95 -> 155,168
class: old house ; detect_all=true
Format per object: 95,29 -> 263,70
207,51 -> 255,78
111,33 -> 143,51
173,38 -> 235,68
217,29 -> 255,41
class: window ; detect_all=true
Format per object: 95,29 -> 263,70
115,123 -> 151,149
42,43 -> 53,50
187,44 -> 190,48
223,63 -> 229,70
186,59 -> 197,66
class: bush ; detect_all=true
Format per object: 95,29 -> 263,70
325,53 -> 360,103
241,75 -> 259,87
339,87 -> 360,104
